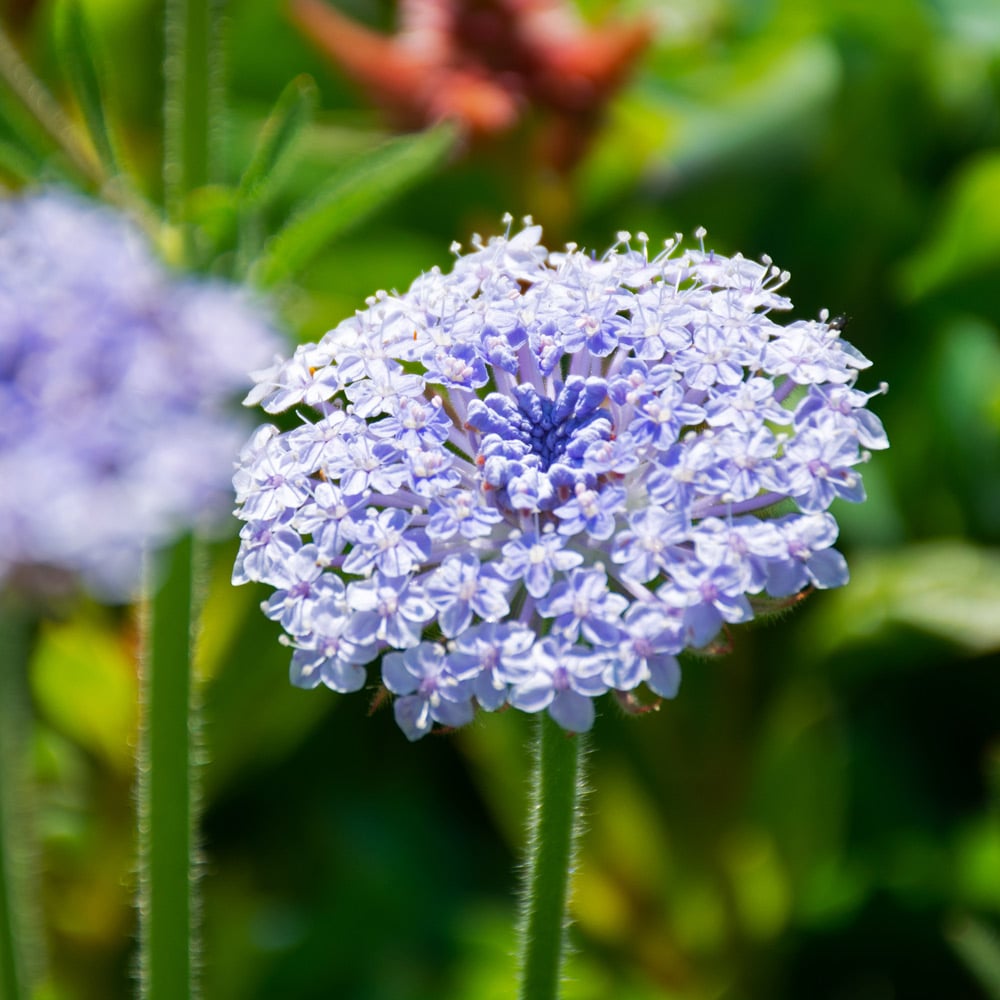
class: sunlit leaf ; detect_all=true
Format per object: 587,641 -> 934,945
954,817 -> 1000,911
574,763 -> 673,947
237,74 -> 317,206
181,182 -> 238,264
898,153 -> 1000,300
55,0 -> 120,176
0,136 -> 40,182
580,37 -> 841,210
661,37 -> 842,176
721,828 -> 791,940
815,541 -> 1000,655
30,615 -> 137,773
254,122 -> 457,287
0,22 -> 103,187
948,916 -> 1000,1000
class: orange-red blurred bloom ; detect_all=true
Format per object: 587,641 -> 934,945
290,0 -> 653,170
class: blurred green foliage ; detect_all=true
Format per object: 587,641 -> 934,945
2,0 -> 999,996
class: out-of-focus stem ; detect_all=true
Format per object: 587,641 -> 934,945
0,608 -> 45,1000
138,536 -> 200,1000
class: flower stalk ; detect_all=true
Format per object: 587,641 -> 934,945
0,608 -> 45,1000
163,0 -> 222,222
138,536 -> 200,1000
517,713 -> 586,1000
135,2 -> 226,993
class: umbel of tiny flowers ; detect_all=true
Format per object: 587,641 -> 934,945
0,190 -> 282,601
233,216 -> 888,741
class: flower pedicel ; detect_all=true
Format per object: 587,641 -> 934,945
233,218 -> 888,740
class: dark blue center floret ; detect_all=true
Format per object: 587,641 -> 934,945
468,376 -> 611,472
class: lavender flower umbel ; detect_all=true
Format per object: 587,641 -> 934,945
234,218 -> 888,740
0,191 -> 281,599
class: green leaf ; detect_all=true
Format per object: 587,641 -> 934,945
580,37 -> 841,211
897,152 -> 1000,300
748,679 -> 849,884
181,183 -> 239,268
254,122 -> 457,288
237,74 -> 317,206
662,37 -> 842,175
0,136 -> 41,183
948,916 -> 1000,1000
30,614 -> 138,773
55,0 -> 120,177
814,541 -> 1000,656
955,817 -> 1000,911
0,23 -> 103,187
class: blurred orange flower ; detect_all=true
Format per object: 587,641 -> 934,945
290,0 -> 653,171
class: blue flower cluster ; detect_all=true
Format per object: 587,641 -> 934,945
234,219 -> 888,740
0,192 -> 281,599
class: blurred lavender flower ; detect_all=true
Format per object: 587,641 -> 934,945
0,191 -> 281,600
234,217 -> 888,740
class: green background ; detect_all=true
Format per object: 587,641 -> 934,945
3,0 -> 999,997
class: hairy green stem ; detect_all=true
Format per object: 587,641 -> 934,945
517,713 -> 587,1000
163,0 -> 221,221
0,608 -> 44,1000
136,2 -> 220,994
138,537 -> 200,1000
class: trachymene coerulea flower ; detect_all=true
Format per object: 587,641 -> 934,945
0,191 -> 281,599
234,218 -> 888,740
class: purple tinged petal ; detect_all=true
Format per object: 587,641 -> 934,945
509,676 -> 556,714
549,691 -> 595,732
382,651 -> 417,694
646,655 -> 681,698
473,671 -> 509,711
432,698 -> 476,728
683,603 -> 725,649
764,561 -> 807,598
806,547 -> 849,589
524,561 -> 553,599
320,659 -> 367,693
393,696 -> 433,741
289,650 -> 324,689
715,592 -> 754,624
440,601 -> 474,637
343,610 -> 381,645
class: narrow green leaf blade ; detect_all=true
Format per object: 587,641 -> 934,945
255,122 -> 457,287
0,23 -> 103,187
237,74 -> 317,206
0,136 -> 41,184
948,916 -> 1000,1000
897,152 -> 1000,301
56,1 -> 120,177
